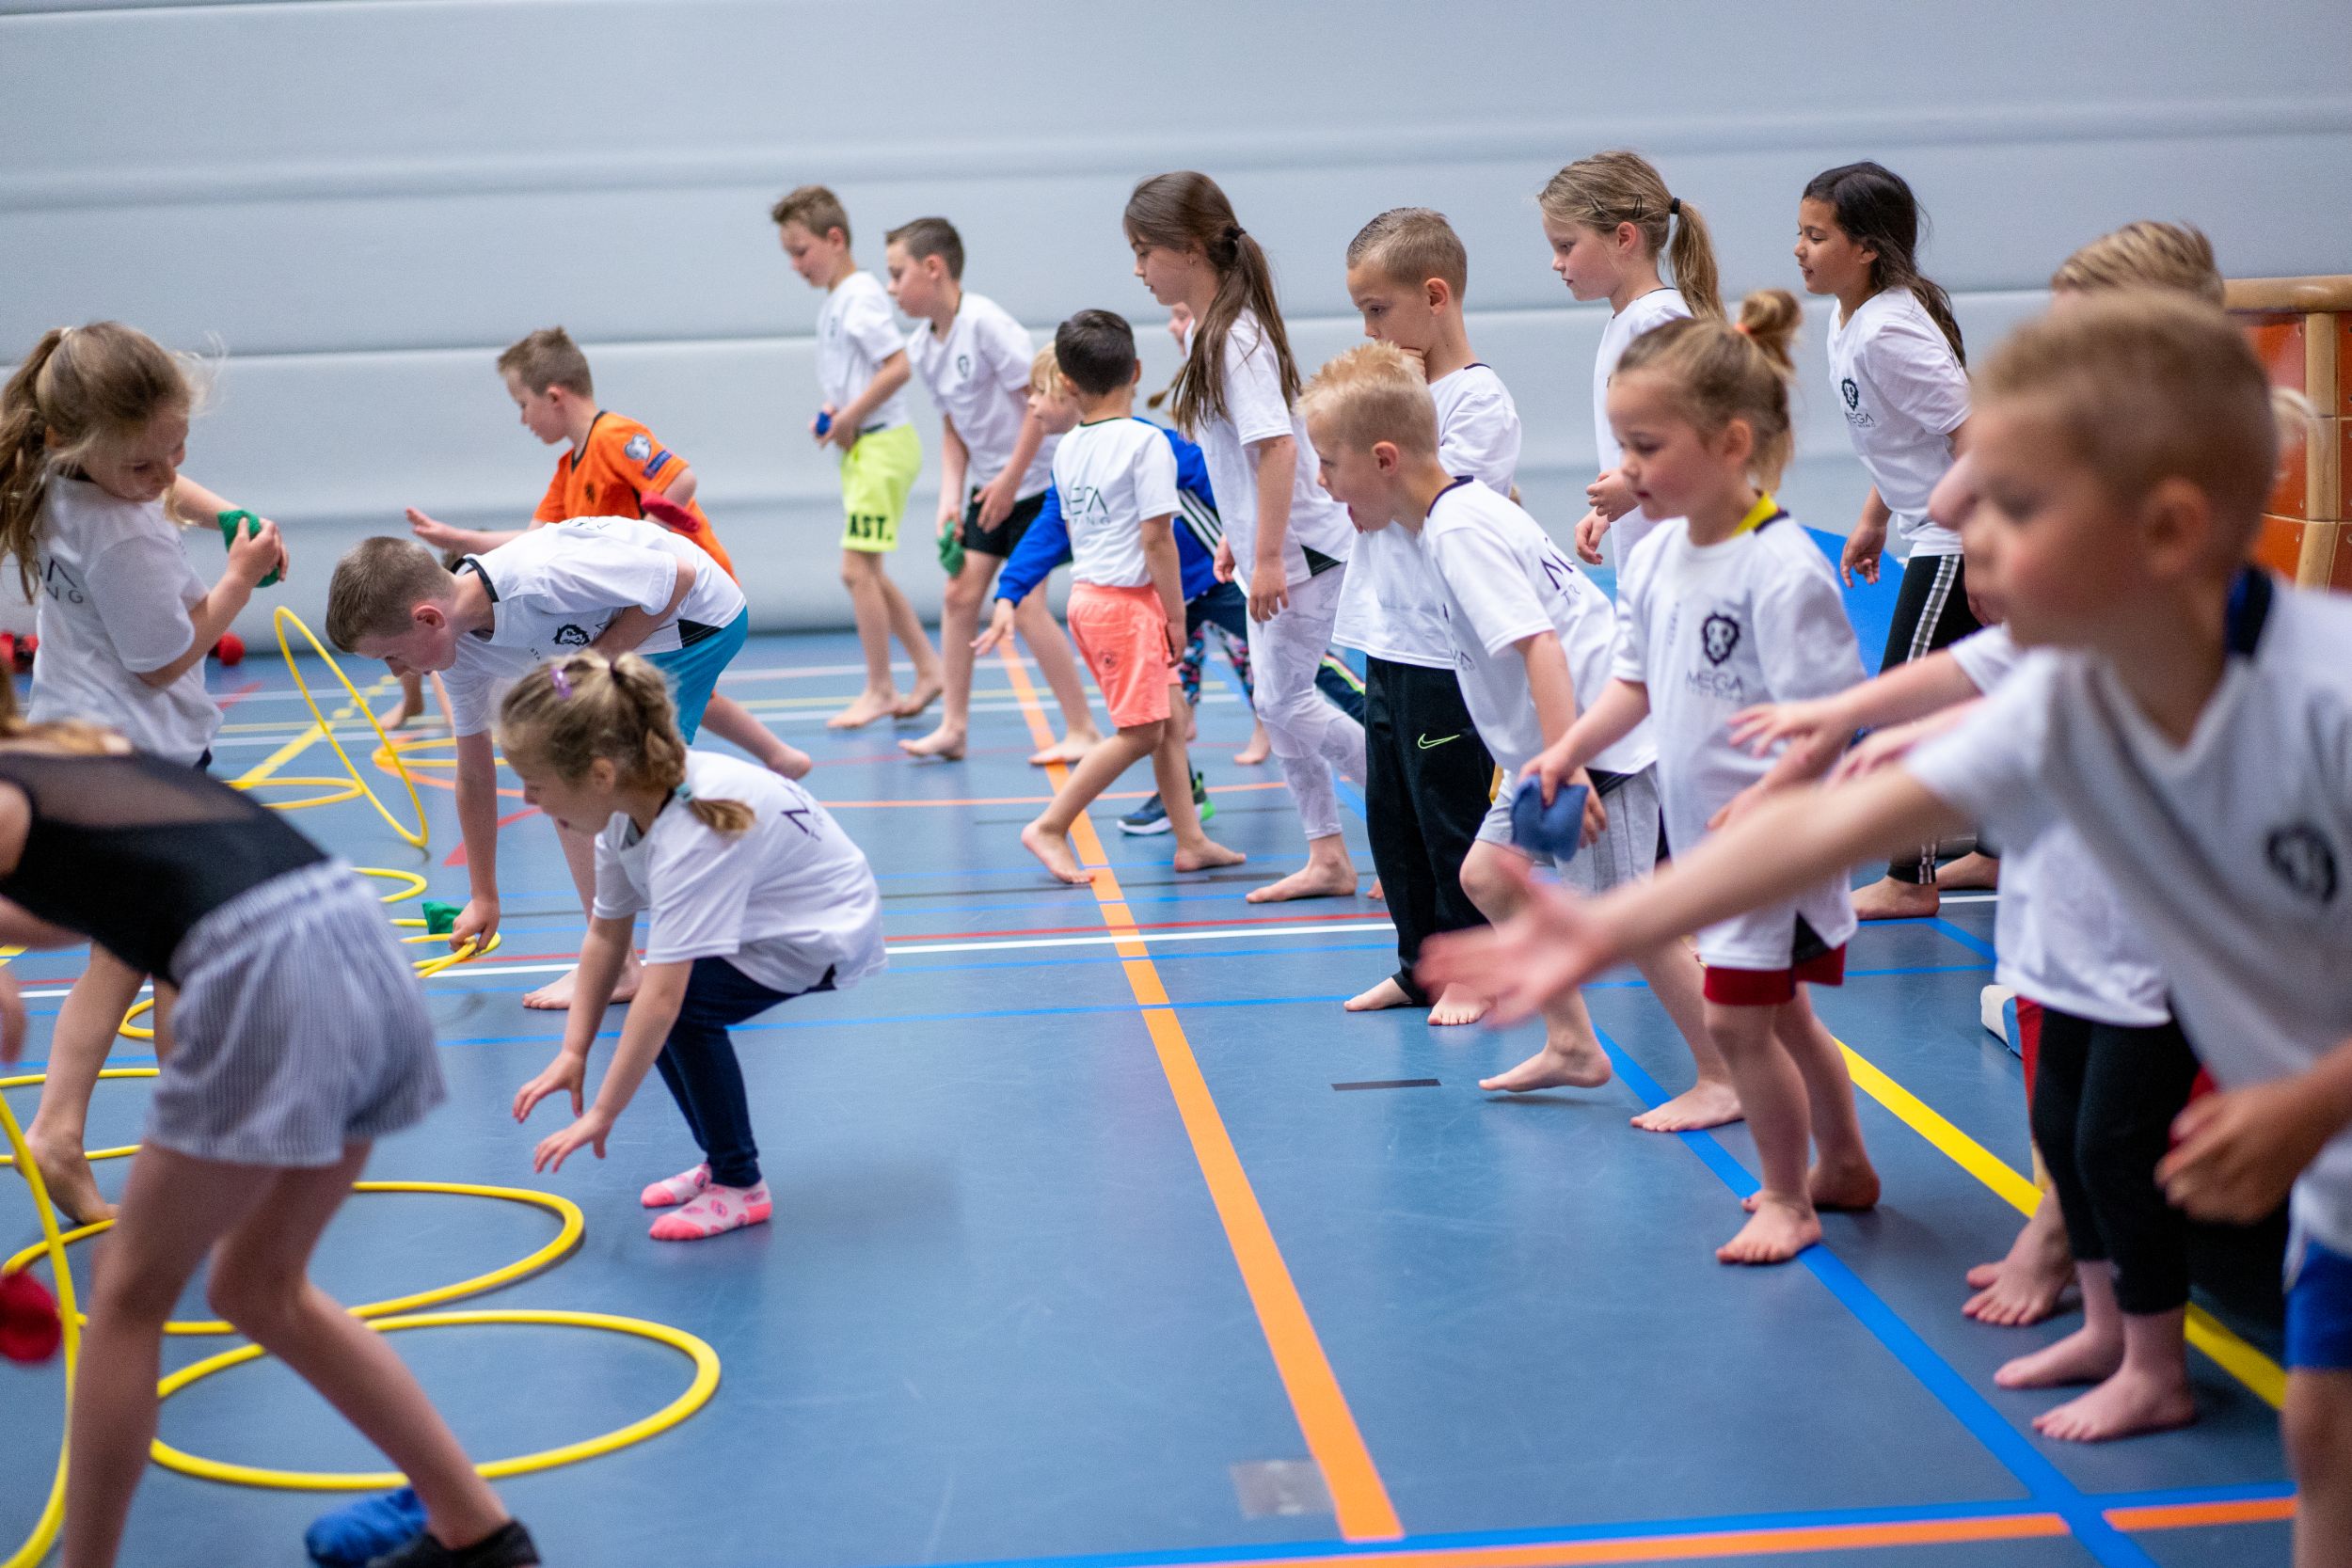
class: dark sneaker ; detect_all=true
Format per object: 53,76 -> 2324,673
1120,793 -> 1173,835
364,1520 -> 540,1568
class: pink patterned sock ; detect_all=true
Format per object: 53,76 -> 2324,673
640,1163 -> 712,1210
648,1182 -> 772,1242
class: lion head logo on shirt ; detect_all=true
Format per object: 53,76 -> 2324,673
1839,376 -> 1873,429
2266,824 -> 2340,906
553,624 -> 593,648
1701,613 -> 1741,666
956,353 -> 972,378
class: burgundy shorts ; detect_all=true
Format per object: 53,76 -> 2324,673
1701,943 -> 1847,1007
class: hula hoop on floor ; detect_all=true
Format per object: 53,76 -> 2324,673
0,1068 -> 156,1169
230,776 -> 365,811
271,606 -> 428,849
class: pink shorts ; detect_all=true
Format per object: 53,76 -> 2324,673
1067,582 -> 1175,730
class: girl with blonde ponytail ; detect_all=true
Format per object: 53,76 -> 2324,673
1536,151 -> 1724,573
501,652 -> 884,1242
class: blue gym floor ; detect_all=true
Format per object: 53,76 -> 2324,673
0,545 -> 2299,1566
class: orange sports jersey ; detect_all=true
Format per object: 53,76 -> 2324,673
532,412 -> 738,578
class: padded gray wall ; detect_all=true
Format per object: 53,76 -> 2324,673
5,0 -> 2349,636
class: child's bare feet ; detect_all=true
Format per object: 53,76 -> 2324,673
1741,1159 -> 1881,1213
387,680 -> 426,729
1718,1195 -> 1820,1265
1428,986 -> 1490,1026
524,952 -> 642,1011
1935,851 -> 2001,891
1480,1037 -> 1612,1092
1851,875 -> 1939,920
1234,723 -> 1272,766
25,1135 -> 115,1225
1964,1207 -> 2075,1326
1173,839 -> 1247,873
1028,731 -> 1100,767
1344,976 -> 1416,1012
899,725 -> 966,761
828,690 -> 898,730
1021,820 -> 1092,885
1365,878 -> 1385,902
1996,1323 -> 2122,1389
1631,1078 -> 1743,1132
892,675 -> 944,720
2032,1365 -> 2197,1443
1246,863 -> 1358,903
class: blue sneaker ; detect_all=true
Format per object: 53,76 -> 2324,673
307,1488 -> 427,1567
1120,770 -> 1211,835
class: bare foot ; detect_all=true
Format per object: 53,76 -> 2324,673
828,690 -> 898,730
1028,732 -> 1101,767
1480,1038 -> 1612,1092
1964,1211 -> 2076,1326
387,693 -> 425,729
1173,839 -> 1248,873
1246,863 -> 1359,904
1428,986 -> 1490,1027
1021,820 -> 1093,885
1741,1159 -> 1881,1213
898,725 -> 966,761
1935,851 -> 2001,892
1996,1324 -> 2122,1389
1717,1196 -> 1820,1265
1631,1079 -> 1743,1132
892,676 -> 944,720
1344,977 -> 1416,1013
1851,875 -> 1940,920
1365,878 -> 1385,902
2032,1367 -> 2196,1443
1234,725 -> 1271,767
523,955 -> 642,1012
26,1135 -> 115,1225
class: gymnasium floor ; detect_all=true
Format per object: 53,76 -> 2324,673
0,546 -> 2301,1567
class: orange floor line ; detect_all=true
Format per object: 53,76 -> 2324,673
995,644 -> 1405,1543
2103,1496 -> 2297,1529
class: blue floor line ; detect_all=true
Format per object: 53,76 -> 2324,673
1928,917 -> 2001,962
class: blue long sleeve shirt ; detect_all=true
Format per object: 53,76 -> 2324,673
996,418 -> 1221,606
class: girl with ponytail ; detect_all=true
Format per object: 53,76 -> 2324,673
501,652 -> 885,1242
1796,162 -> 1979,919
1535,150 -> 1725,572
1124,172 -> 1368,904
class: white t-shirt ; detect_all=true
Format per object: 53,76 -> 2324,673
1613,506 -> 1865,967
817,271 -> 910,431
1334,364 -> 1522,669
1594,287 -> 1692,566
1827,289 -> 1969,559
1421,479 -> 1652,779
1910,576 -> 2352,1253
904,292 -> 1051,500
1186,310 -> 1355,588
28,477 -> 219,763
595,751 -> 885,997
1052,417 -> 1181,589
1947,626 -> 2168,1028
442,517 -> 745,736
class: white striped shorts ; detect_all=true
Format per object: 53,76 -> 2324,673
1475,763 -> 1662,895
148,860 -> 445,1167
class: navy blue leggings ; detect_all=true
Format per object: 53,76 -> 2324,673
653,957 -> 830,1189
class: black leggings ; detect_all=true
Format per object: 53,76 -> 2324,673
2030,1006 -> 2202,1316
1881,552 -> 1982,882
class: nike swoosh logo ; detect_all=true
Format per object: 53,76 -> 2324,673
1417,734 -> 1461,750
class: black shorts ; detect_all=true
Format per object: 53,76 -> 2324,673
960,488 -> 1046,558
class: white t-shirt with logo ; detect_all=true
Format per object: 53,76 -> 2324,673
595,751 -> 885,997
1613,507 -> 1865,968
1053,417 -> 1180,589
1908,577 -> 2352,1254
1421,479 -> 1652,780
1594,287 -> 1692,566
904,292 -> 1051,500
817,271 -> 911,431
1946,626 -> 2169,1028
442,517 -> 745,736
1186,310 -> 1355,588
28,477 -> 219,763
1827,289 -> 1969,560
1334,362 -> 1523,669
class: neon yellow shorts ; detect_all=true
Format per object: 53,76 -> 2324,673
838,422 -> 921,553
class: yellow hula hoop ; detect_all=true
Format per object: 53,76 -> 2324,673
356,866 -> 429,903
118,996 -> 154,1041
231,775 -> 366,811
411,930 -> 501,980
272,606 -> 429,849
1,1180 -> 584,1337
150,1307 -> 721,1491
0,1067 -> 154,1168
1,1088 -> 84,1568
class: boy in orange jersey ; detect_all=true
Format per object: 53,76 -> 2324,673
408,326 -> 811,787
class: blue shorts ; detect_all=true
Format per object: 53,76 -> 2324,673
646,608 -> 748,743
2287,1233 -> 2352,1370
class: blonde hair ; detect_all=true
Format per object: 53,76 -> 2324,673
325,536 -> 456,652
1298,342 -> 1439,458
1028,346 -> 1066,398
1345,208 -> 1468,300
770,184 -> 851,245
0,322 -> 194,601
0,662 -> 118,755
497,327 -> 594,398
1976,292 -> 2276,558
1613,291 -> 1804,488
2051,222 -> 2223,305
498,653 -> 754,835
1538,151 -> 1725,322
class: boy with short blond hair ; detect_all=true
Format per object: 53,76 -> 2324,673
771,184 -> 942,729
